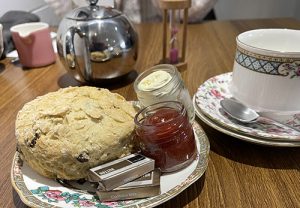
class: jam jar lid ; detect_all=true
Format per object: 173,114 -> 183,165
66,0 -> 122,21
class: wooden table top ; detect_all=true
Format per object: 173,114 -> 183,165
1,18 -> 300,208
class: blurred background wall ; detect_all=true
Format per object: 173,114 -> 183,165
1,0 -> 300,25
0,0 -> 61,25
214,0 -> 300,21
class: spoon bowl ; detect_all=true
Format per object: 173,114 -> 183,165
220,98 -> 259,123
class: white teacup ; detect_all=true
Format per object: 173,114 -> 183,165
230,29 -> 300,114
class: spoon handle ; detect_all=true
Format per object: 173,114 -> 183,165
257,116 -> 300,134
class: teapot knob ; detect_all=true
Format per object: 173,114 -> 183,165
88,0 -> 98,6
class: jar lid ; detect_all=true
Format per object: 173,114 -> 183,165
66,0 -> 121,20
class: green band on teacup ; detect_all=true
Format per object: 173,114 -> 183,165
235,48 -> 300,78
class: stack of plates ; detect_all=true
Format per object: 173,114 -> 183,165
194,72 -> 300,147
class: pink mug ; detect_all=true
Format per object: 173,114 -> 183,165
10,22 -> 56,68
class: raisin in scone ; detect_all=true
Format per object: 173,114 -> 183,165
15,86 -> 136,180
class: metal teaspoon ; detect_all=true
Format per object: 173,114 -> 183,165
220,98 -> 300,133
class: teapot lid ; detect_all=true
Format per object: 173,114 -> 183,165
66,0 -> 121,20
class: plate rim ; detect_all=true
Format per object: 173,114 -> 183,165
11,121 -> 210,208
193,96 -> 300,147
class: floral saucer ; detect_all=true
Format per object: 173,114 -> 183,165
11,122 -> 209,208
194,97 -> 300,147
195,72 -> 300,141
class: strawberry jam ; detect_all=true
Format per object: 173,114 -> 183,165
135,101 -> 196,172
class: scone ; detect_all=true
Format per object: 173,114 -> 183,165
15,86 -> 136,180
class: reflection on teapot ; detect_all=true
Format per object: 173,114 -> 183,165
56,0 -> 138,84
0,24 -> 3,58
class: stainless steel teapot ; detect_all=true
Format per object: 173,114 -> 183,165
56,0 -> 138,83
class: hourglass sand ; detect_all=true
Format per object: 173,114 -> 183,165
159,0 -> 191,71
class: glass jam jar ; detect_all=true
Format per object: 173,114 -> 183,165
134,64 -> 195,121
134,101 -> 197,172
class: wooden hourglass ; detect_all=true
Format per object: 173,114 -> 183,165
159,0 -> 191,71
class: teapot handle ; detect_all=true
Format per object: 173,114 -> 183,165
65,27 -> 91,82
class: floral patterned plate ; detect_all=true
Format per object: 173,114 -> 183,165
195,72 -> 300,141
11,121 -> 209,208
194,97 -> 300,147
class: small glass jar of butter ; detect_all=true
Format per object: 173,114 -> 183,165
134,64 -> 194,121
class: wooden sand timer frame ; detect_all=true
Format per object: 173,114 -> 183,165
159,0 -> 191,70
